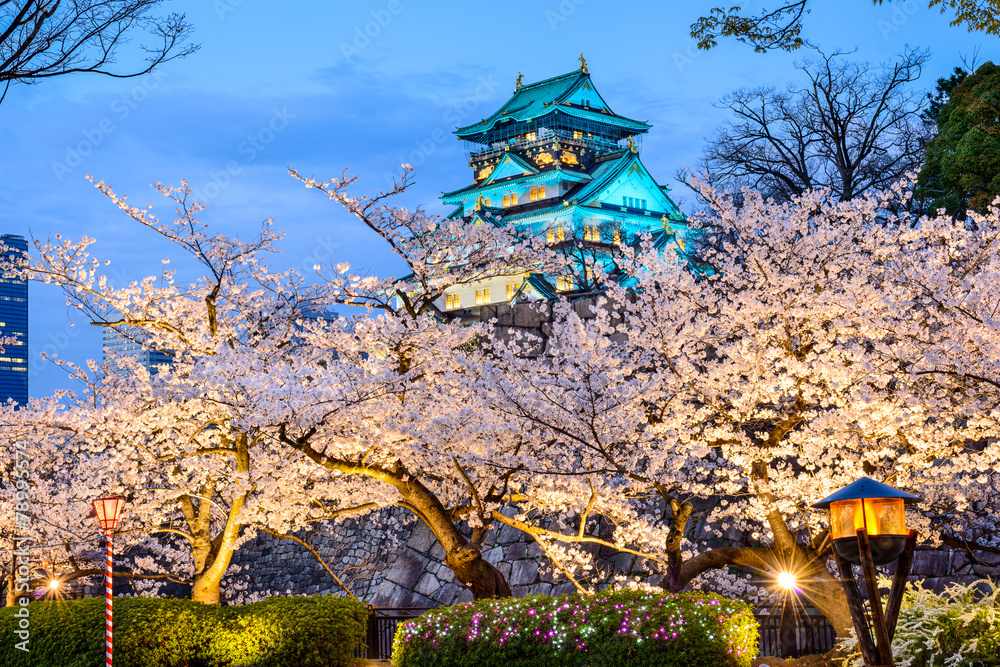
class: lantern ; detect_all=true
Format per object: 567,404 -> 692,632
92,496 -> 126,667
92,496 -> 126,532
812,477 -> 921,565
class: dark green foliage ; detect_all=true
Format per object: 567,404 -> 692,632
916,61 -> 1000,217
921,67 -> 969,126
391,589 -> 758,667
0,594 -> 367,667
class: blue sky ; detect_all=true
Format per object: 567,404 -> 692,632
1,0 -> 995,398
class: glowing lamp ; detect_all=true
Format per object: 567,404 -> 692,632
48,579 -> 60,590
812,477 -> 920,565
92,496 -> 126,532
776,571 -> 798,591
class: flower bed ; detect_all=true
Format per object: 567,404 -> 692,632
391,589 -> 758,667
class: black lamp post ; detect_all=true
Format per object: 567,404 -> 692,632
813,478 -> 921,667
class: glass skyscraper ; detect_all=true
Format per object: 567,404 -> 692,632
102,327 -> 174,374
0,234 -> 29,405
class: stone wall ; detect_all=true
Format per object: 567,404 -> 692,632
222,508 -> 999,608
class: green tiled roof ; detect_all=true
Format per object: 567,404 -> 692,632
456,70 -> 650,141
441,167 -> 591,201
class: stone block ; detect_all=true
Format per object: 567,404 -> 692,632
454,586 -> 474,604
492,304 -> 515,326
610,552 -> 633,573
526,542 -> 544,559
496,521 -> 523,545
975,550 -> 1000,567
407,524 -> 437,554
513,304 -> 549,328
415,572 -> 441,597
551,582 -> 577,596
530,582 -> 553,596
435,582 -> 463,606
428,542 -> 446,562
385,553 -> 429,590
920,577 -> 950,595
511,585 -> 533,598
506,542 -> 527,561
912,550 -> 950,578
497,562 -> 512,580
509,559 -> 539,587
972,564 -> 1000,578
574,298 -> 597,319
484,546 -> 504,563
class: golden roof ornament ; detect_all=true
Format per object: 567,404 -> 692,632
579,53 -> 589,74
475,195 -> 485,211
515,72 -> 523,89
627,136 -> 637,153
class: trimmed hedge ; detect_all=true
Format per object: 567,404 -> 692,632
391,589 -> 759,667
0,594 -> 367,667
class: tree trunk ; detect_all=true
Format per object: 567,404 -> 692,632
279,429 -> 514,601
4,573 -> 14,607
445,544 -> 512,599
395,476 -> 513,600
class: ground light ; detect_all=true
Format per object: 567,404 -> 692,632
776,571 -> 798,592
92,496 -> 126,667
813,478 -> 921,667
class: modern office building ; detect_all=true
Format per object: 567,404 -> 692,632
102,327 -> 174,374
0,234 -> 29,406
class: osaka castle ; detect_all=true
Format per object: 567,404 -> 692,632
436,56 -> 689,314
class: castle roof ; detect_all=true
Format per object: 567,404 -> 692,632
455,69 -> 650,143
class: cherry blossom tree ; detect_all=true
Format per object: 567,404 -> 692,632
262,168 -> 565,599
471,178 -> 1000,636
0,180 -> 375,605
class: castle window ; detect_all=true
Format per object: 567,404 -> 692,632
483,198 -> 491,207
525,131 -> 536,141
503,193 -> 518,207
530,187 -> 546,201
446,294 -> 460,309
557,275 -> 574,291
475,288 -> 490,305
573,131 -> 582,139
557,226 -> 565,241
546,226 -> 565,243
614,229 -> 622,244
583,225 -> 600,242
506,283 -> 517,300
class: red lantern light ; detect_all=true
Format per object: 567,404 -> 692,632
92,496 -> 126,532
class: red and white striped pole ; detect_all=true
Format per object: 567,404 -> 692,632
93,497 -> 125,667
105,529 -> 114,667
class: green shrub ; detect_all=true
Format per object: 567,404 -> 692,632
391,589 -> 758,667
0,594 -> 367,667
838,578 -> 1000,667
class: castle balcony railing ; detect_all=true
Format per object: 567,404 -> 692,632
468,128 -> 627,163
